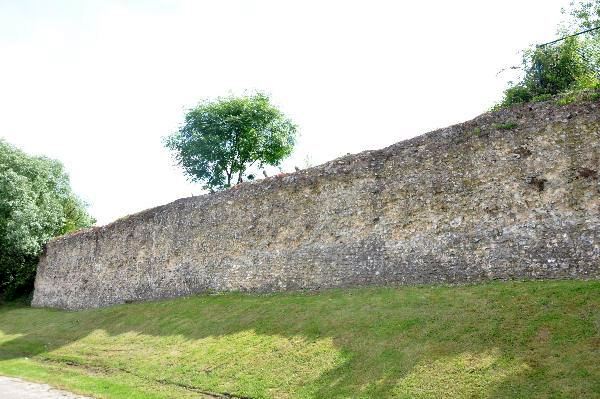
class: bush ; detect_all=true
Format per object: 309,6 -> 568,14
502,85 -> 533,106
0,140 -> 94,299
498,36 -> 599,108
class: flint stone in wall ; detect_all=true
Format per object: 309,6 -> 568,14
32,100 -> 600,309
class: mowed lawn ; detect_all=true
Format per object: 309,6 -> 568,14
0,280 -> 598,398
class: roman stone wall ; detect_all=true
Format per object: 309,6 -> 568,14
32,100 -> 600,309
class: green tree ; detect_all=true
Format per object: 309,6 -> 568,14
563,1 -> 600,77
0,140 -> 94,299
499,37 -> 596,107
566,0 -> 600,30
530,37 -> 595,91
497,1 -> 600,108
165,93 -> 297,191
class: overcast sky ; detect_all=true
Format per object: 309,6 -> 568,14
1,0 -> 568,225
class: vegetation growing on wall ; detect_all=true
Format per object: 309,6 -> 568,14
498,37 -> 598,108
497,0 -> 600,109
0,140 -> 94,299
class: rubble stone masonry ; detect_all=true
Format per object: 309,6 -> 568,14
32,100 -> 600,309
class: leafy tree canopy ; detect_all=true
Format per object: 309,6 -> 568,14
0,140 -> 94,298
499,36 -> 598,108
497,1 -> 600,108
566,0 -> 600,30
165,92 -> 297,191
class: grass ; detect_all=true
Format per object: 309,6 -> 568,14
0,280 -> 599,398
556,87 -> 600,106
469,127 -> 483,137
490,86 -> 600,112
492,122 -> 518,130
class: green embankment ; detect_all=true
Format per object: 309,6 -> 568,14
0,280 -> 598,398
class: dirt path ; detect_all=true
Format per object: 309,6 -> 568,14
0,376 -> 92,398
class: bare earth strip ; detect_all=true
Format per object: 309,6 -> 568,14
0,376 -> 92,399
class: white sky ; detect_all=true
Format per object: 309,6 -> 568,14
0,0 -> 568,225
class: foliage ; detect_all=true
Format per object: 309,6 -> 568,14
565,1 -> 600,79
498,37 -> 599,108
470,127 -> 482,137
566,0 -> 600,30
0,281 -> 598,398
496,1 -> 600,109
501,85 -> 533,106
165,93 -> 297,191
0,140 -> 94,299
492,122 -> 518,130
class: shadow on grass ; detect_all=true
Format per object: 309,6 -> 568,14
0,280 -> 598,398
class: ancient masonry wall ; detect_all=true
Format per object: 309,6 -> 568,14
32,100 -> 600,309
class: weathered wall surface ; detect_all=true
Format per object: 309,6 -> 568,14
32,100 -> 600,309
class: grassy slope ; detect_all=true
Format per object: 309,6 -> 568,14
0,281 -> 598,398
